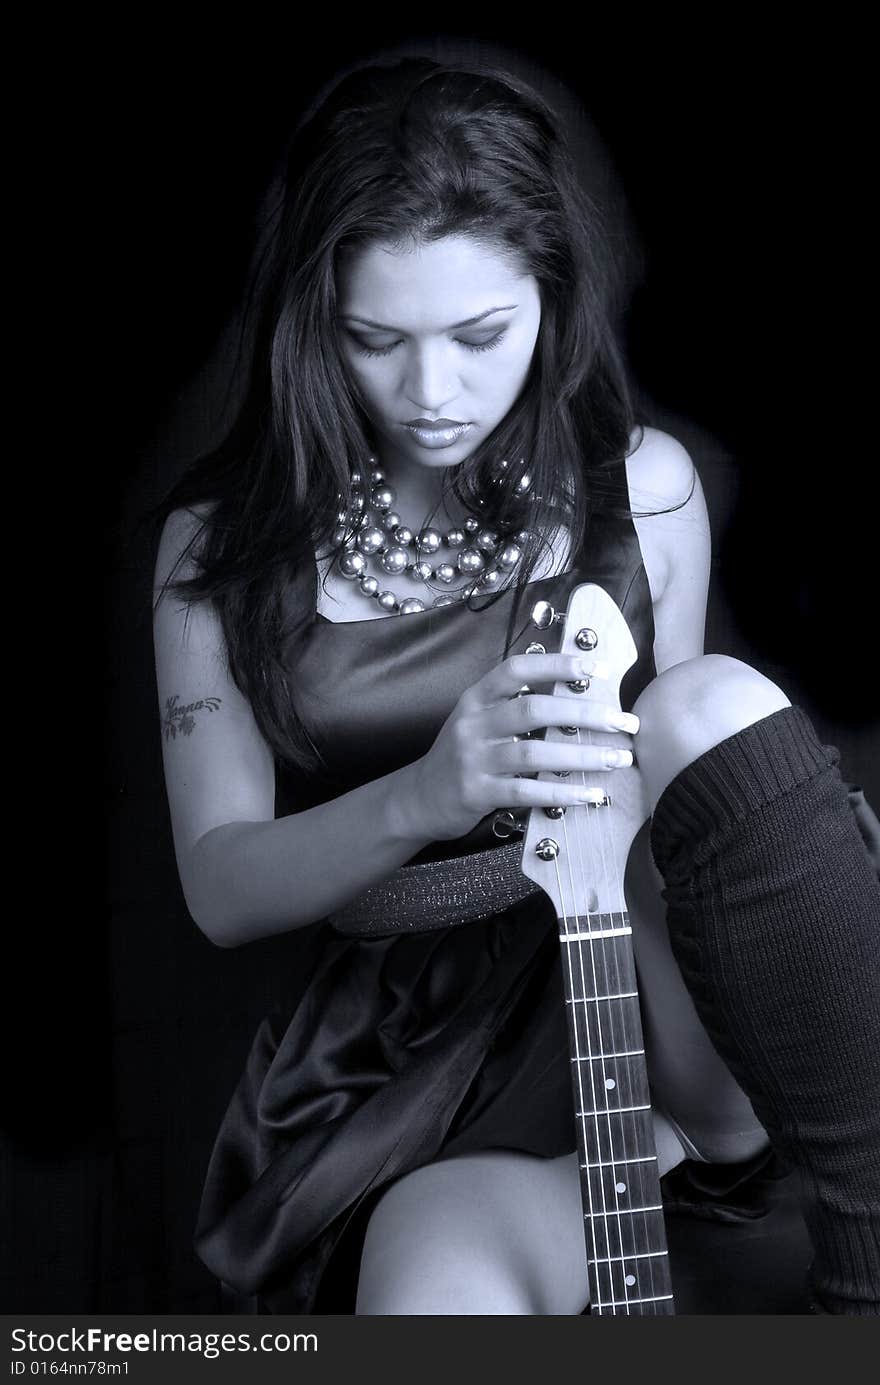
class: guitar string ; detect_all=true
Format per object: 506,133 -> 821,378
555,804 -> 620,1312
575,723 -> 635,1313
562,757 -> 633,1314
553,665 -> 635,1316
581,708 -> 665,1313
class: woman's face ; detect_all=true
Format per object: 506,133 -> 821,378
336,234 -> 541,481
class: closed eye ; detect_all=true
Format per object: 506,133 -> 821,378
349,331 -> 508,359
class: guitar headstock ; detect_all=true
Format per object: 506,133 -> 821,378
520,583 -> 650,918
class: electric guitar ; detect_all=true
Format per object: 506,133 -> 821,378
520,582 -> 675,1316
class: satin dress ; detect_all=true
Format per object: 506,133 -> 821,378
194,463 -> 659,1313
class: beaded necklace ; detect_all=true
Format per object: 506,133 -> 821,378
334,460 -> 532,615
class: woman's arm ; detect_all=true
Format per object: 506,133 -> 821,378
153,509 -> 436,949
626,426 -> 712,673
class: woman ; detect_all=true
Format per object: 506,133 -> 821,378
152,57 -> 879,1314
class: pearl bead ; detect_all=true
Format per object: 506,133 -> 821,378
329,459 -> 535,617
380,546 -> 409,575
497,542 -> 522,571
372,485 -> 396,512
458,548 -> 485,575
356,525 -> 386,555
417,527 -> 442,555
339,550 -> 367,579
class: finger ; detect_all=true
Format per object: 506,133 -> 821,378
471,652 -> 611,709
482,693 -> 640,739
488,738 -> 634,775
491,777 -> 613,809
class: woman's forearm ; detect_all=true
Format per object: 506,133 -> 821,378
185,760 -> 432,948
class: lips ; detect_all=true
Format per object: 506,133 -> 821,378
403,421 -> 473,450
405,418 -> 466,430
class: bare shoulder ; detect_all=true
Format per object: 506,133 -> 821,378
625,426 -> 711,671
624,426 -> 710,604
625,426 -> 704,533
154,500 -> 218,597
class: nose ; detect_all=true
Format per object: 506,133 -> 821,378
403,343 -> 459,415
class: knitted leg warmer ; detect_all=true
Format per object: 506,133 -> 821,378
649,705 -> 880,1315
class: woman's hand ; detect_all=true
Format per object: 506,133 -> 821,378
403,652 -> 640,843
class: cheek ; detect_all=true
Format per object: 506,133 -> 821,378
486,341 -> 534,405
343,357 -> 391,412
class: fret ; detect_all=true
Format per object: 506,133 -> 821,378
575,1103 -> 652,1118
590,1251 -> 669,1265
581,1154 -> 657,1168
594,1294 -> 674,1311
571,1049 -> 645,1061
565,991 -> 638,1003
559,926 -> 632,942
559,912 -> 631,935
587,1205 -> 663,1217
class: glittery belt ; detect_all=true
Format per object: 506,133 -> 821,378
329,840 -> 545,938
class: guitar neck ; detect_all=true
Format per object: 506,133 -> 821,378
559,910 -> 674,1316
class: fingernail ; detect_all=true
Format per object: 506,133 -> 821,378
578,787 -> 610,804
604,749 -> 633,767
609,712 -> 640,733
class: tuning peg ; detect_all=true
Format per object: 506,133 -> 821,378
530,600 -> 564,630
491,810 -> 528,840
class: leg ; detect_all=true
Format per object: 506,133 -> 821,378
632,656 -> 880,1314
356,1123 -> 686,1316
632,654 -> 791,813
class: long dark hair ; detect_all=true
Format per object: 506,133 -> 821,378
152,56 -> 647,775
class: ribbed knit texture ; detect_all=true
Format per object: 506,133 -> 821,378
650,706 -> 880,1315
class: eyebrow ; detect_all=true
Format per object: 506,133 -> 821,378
339,305 -> 519,332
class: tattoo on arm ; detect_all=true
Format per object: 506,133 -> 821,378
162,693 -> 222,741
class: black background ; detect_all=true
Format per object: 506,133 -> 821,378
6,16 -> 876,1315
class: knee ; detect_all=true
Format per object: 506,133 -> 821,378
632,655 -> 791,811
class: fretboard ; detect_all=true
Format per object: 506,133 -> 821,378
559,910 -> 674,1315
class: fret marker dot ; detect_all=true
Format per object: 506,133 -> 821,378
615,1182 -> 626,1193
605,1078 -> 616,1090
625,1274 -> 636,1287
